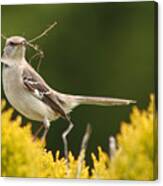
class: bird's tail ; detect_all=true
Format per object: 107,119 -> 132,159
74,95 -> 136,106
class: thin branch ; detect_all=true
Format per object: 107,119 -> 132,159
1,34 -> 7,40
36,54 -> 44,72
29,51 -> 44,72
62,117 -> 74,173
29,52 -> 41,64
26,42 -> 44,72
27,42 -> 44,57
77,124 -> 92,178
26,21 -> 57,71
1,22 -> 57,72
29,21 -> 57,43
109,136 -> 116,159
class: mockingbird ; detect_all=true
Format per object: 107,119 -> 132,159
1,36 -> 135,159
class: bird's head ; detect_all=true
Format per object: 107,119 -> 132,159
2,36 -> 27,65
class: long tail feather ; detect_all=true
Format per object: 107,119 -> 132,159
74,95 -> 136,106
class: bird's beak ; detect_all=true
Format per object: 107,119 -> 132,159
21,40 -> 27,47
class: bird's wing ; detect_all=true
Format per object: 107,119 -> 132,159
22,67 -> 68,119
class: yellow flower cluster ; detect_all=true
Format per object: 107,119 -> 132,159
91,95 -> 157,180
1,95 -> 157,180
1,100 -> 89,178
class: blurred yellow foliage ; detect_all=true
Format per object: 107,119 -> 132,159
91,95 -> 157,180
1,95 -> 157,180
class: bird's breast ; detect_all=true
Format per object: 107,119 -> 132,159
2,65 -> 59,122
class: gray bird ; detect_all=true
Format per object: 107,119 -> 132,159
1,36 -> 135,159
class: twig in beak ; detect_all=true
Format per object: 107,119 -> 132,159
26,41 -> 44,72
29,21 -> 57,43
1,34 -> 7,40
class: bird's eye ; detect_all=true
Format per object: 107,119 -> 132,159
9,41 -> 17,46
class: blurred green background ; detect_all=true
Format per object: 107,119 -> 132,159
1,2 -> 156,164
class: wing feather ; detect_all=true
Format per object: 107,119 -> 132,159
22,67 -> 67,119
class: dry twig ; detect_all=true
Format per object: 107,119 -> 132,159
27,21 -> 57,71
62,117 -> 74,174
77,124 -> 92,178
109,136 -> 116,159
2,21 -> 57,72
1,34 -> 7,40
29,21 -> 57,43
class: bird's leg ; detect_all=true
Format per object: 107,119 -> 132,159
62,117 -> 74,171
33,124 -> 44,141
41,118 -> 50,142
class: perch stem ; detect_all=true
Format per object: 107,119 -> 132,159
62,118 -> 74,172
77,124 -> 92,178
33,124 -> 44,142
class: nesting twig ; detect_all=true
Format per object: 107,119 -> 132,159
2,21 -> 57,72
29,52 -> 42,64
1,34 -> 7,40
77,124 -> 92,178
27,21 -> 57,71
27,42 -> 44,72
29,52 -> 43,72
29,21 -> 57,43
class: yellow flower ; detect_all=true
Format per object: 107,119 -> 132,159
1,94 -> 157,180
91,94 -> 157,180
1,102 -> 89,178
